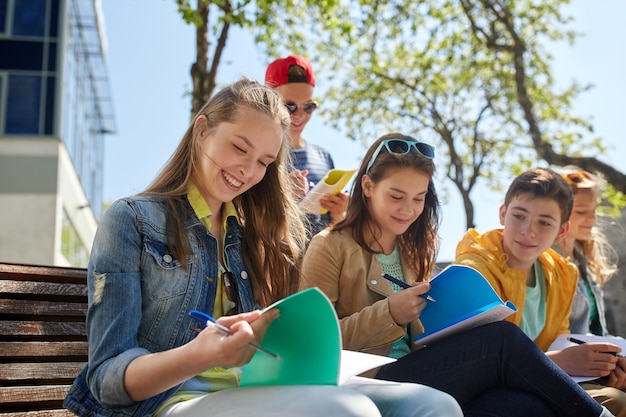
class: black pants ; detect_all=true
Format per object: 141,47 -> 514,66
376,321 -> 603,417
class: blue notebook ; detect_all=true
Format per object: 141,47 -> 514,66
414,265 -> 517,345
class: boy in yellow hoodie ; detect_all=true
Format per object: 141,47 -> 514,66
454,167 -> 626,416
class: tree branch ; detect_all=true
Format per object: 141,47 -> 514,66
475,0 -> 626,193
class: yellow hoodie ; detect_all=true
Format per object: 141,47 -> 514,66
454,228 -> 578,351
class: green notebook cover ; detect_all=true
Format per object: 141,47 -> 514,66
239,288 -> 342,386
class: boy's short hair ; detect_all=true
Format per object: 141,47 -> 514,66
504,167 -> 574,224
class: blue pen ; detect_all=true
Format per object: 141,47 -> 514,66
189,310 -> 281,360
381,273 -> 437,303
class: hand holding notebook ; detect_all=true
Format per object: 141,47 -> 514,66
299,169 -> 356,215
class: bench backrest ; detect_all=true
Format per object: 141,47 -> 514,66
0,262 -> 88,416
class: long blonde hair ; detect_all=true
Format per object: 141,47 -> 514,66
561,166 -> 618,286
578,222 -> 618,287
143,77 -> 307,306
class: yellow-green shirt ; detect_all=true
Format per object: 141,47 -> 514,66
187,182 -> 239,316
155,183 -> 242,414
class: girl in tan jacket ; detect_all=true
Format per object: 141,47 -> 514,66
301,133 -> 614,417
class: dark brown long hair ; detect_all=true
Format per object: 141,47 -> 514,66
142,78 -> 307,306
504,167 -> 574,224
333,133 -> 440,281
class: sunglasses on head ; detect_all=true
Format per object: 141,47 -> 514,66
284,101 -> 318,115
563,170 -> 596,185
365,138 -> 435,173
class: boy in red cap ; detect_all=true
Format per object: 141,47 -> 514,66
265,55 -> 348,237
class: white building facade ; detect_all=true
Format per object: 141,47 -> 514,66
0,0 -> 115,266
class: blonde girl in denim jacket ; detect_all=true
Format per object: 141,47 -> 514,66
64,78 -> 462,417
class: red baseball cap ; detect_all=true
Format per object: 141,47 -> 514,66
265,55 -> 316,88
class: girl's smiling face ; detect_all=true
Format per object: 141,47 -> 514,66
362,166 -> 430,253
195,107 -> 283,213
567,188 -> 598,242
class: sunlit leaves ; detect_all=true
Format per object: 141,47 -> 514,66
175,0 -> 624,225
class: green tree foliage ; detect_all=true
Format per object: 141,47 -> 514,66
460,0 -> 625,209
175,0 -> 346,117
315,0 -> 625,227
176,0 -> 625,228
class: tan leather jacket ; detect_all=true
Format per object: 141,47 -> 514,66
454,228 -> 578,351
300,228 -> 424,358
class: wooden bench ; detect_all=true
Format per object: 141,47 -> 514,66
0,262 -> 88,417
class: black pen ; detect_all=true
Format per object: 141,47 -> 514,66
567,336 -> 624,358
381,273 -> 436,302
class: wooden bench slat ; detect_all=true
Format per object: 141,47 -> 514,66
0,263 -> 87,284
0,300 -> 87,318
0,280 -> 86,298
0,341 -> 88,358
0,410 -> 75,417
0,321 -> 86,338
0,384 -> 71,402
0,385 -> 77,416
0,363 -> 85,383
0,263 -> 87,415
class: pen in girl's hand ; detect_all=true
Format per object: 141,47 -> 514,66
189,310 -> 281,360
567,336 -> 624,358
381,273 -> 436,303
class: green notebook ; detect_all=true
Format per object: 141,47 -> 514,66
239,288 -> 341,386
239,287 -> 395,387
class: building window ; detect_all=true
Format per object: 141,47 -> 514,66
0,0 -> 7,34
62,210 -> 88,268
0,40 -> 45,71
6,74 -> 41,134
0,75 -> 3,132
13,0 -> 46,37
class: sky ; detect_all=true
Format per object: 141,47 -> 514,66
100,0 -> 625,261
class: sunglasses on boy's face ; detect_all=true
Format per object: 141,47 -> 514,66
365,138 -> 435,173
284,101 -> 318,115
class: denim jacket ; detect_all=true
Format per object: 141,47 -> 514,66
64,195 -> 256,417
